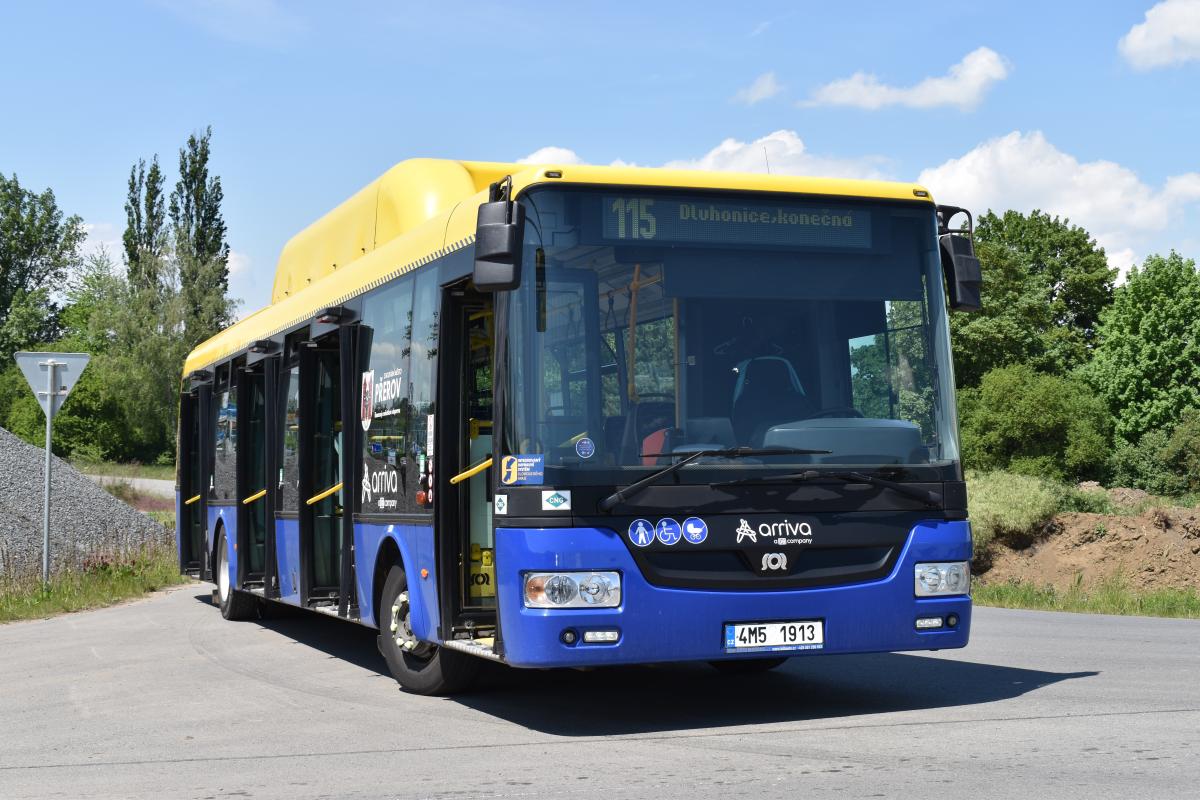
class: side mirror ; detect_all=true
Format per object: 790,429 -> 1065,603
936,205 -> 983,312
473,177 -> 526,292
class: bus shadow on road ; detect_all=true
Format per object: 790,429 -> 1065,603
197,594 -> 1098,735
459,655 -> 1099,735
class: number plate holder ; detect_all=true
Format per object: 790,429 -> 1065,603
723,619 -> 825,653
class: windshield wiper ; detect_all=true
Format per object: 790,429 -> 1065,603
597,446 -> 832,512
715,469 -> 942,507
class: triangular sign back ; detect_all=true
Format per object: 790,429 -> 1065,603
13,352 -> 90,419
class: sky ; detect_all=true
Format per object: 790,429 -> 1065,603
2,0 -> 1199,313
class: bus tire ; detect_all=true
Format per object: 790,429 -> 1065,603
216,528 -> 258,621
378,565 -> 479,695
709,657 -> 788,675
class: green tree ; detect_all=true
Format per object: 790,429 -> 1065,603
0,172 -> 83,349
958,364 -> 1111,481
949,210 -> 1115,387
0,287 -> 56,356
123,156 -> 167,291
169,126 -> 230,346
1085,252 -> 1200,442
8,248 -> 193,462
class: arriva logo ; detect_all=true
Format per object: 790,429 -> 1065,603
761,552 -> 788,571
760,519 -> 813,538
735,519 -> 758,543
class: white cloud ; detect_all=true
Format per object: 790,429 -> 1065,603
732,72 -> 783,105
804,47 -> 1009,111
517,130 -> 887,180
917,130 -> 1200,276
1119,0 -> 1200,70
81,222 -> 123,262
749,21 -> 771,37
662,130 -> 888,180
517,146 -> 585,165
227,249 -> 251,276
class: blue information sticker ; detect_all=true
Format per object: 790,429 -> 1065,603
682,517 -> 708,544
500,454 -> 545,486
628,518 -> 655,548
575,437 -> 596,459
656,518 -> 682,546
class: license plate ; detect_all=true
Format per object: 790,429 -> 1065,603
724,620 -> 824,652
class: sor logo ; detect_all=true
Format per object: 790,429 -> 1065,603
761,552 -> 788,572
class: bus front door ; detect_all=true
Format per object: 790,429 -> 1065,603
439,285 -> 496,644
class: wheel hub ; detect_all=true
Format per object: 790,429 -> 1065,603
390,591 -> 431,656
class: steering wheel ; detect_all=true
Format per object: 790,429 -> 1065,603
807,406 -> 864,419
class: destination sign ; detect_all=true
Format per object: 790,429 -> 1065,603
601,195 -> 872,249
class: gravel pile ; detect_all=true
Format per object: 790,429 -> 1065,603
0,427 -> 173,581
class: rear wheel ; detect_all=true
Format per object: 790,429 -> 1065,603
378,565 -> 479,695
709,657 -> 788,675
215,528 -> 258,621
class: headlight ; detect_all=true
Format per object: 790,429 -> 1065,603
524,571 -> 622,608
914,562 -> 970,596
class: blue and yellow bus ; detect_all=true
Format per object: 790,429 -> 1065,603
177,159 -> 982,694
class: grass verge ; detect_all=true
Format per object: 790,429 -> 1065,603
0,546 -> 189,623
974,575 -> 1200,619
71,460 -> 176,481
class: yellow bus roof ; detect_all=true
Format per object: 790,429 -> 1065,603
183,159 -> 934,373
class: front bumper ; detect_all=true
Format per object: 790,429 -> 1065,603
495,519 -> 971,668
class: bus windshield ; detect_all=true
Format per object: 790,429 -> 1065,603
500,187 -> 960,486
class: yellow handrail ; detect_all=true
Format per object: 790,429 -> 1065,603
242,488 -> 267,505
184,494 -> 201,506
450,457 -> 492,485
306,482 -> 343,506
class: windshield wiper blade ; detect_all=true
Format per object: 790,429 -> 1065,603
715,469 -> 942,507
597,446 -> 831,513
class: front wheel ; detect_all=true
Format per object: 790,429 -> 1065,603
709,657 -> 788,675
377,565 -> 480,695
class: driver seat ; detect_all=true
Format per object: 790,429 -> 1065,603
731,356 -> 814,446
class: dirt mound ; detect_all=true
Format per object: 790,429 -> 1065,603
983,507 -> 1200,592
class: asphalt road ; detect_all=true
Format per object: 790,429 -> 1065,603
1,586 -> 1197,800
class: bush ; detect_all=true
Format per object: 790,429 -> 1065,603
1108,429 -> 1188,496
1059,484 -> 1115,514
959,364 -> 1112,482
1106,410 -> 1200,496
1161,408 -> 1200,494
966,471 -> 1063,565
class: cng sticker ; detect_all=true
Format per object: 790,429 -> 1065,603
541,490 -> 571,511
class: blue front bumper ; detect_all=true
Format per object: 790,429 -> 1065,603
495,519 -> 971,668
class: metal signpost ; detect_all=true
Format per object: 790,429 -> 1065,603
13,352 -> 90,588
